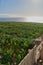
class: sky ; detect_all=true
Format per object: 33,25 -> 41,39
0,0 -> 43,22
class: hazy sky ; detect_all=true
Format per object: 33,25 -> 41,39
0,0 -> 43,17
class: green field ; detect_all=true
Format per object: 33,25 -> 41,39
0,22 -> 43,65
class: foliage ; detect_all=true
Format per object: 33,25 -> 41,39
0,22 -> 43,65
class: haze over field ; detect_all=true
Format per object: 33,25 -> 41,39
0,0 -> 43,23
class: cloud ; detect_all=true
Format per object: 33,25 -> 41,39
32,0 -> 41,4
22,0 -> 43,16
0,0 -> 43,17
0,14 -> 26,18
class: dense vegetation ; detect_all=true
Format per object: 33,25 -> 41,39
0,22 -> 43,65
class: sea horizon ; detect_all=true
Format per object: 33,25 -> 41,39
0,17 -> 43,23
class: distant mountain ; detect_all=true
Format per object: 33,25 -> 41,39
0,17 -> 26,22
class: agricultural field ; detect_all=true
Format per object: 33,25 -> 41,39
0,22 -> 43,65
